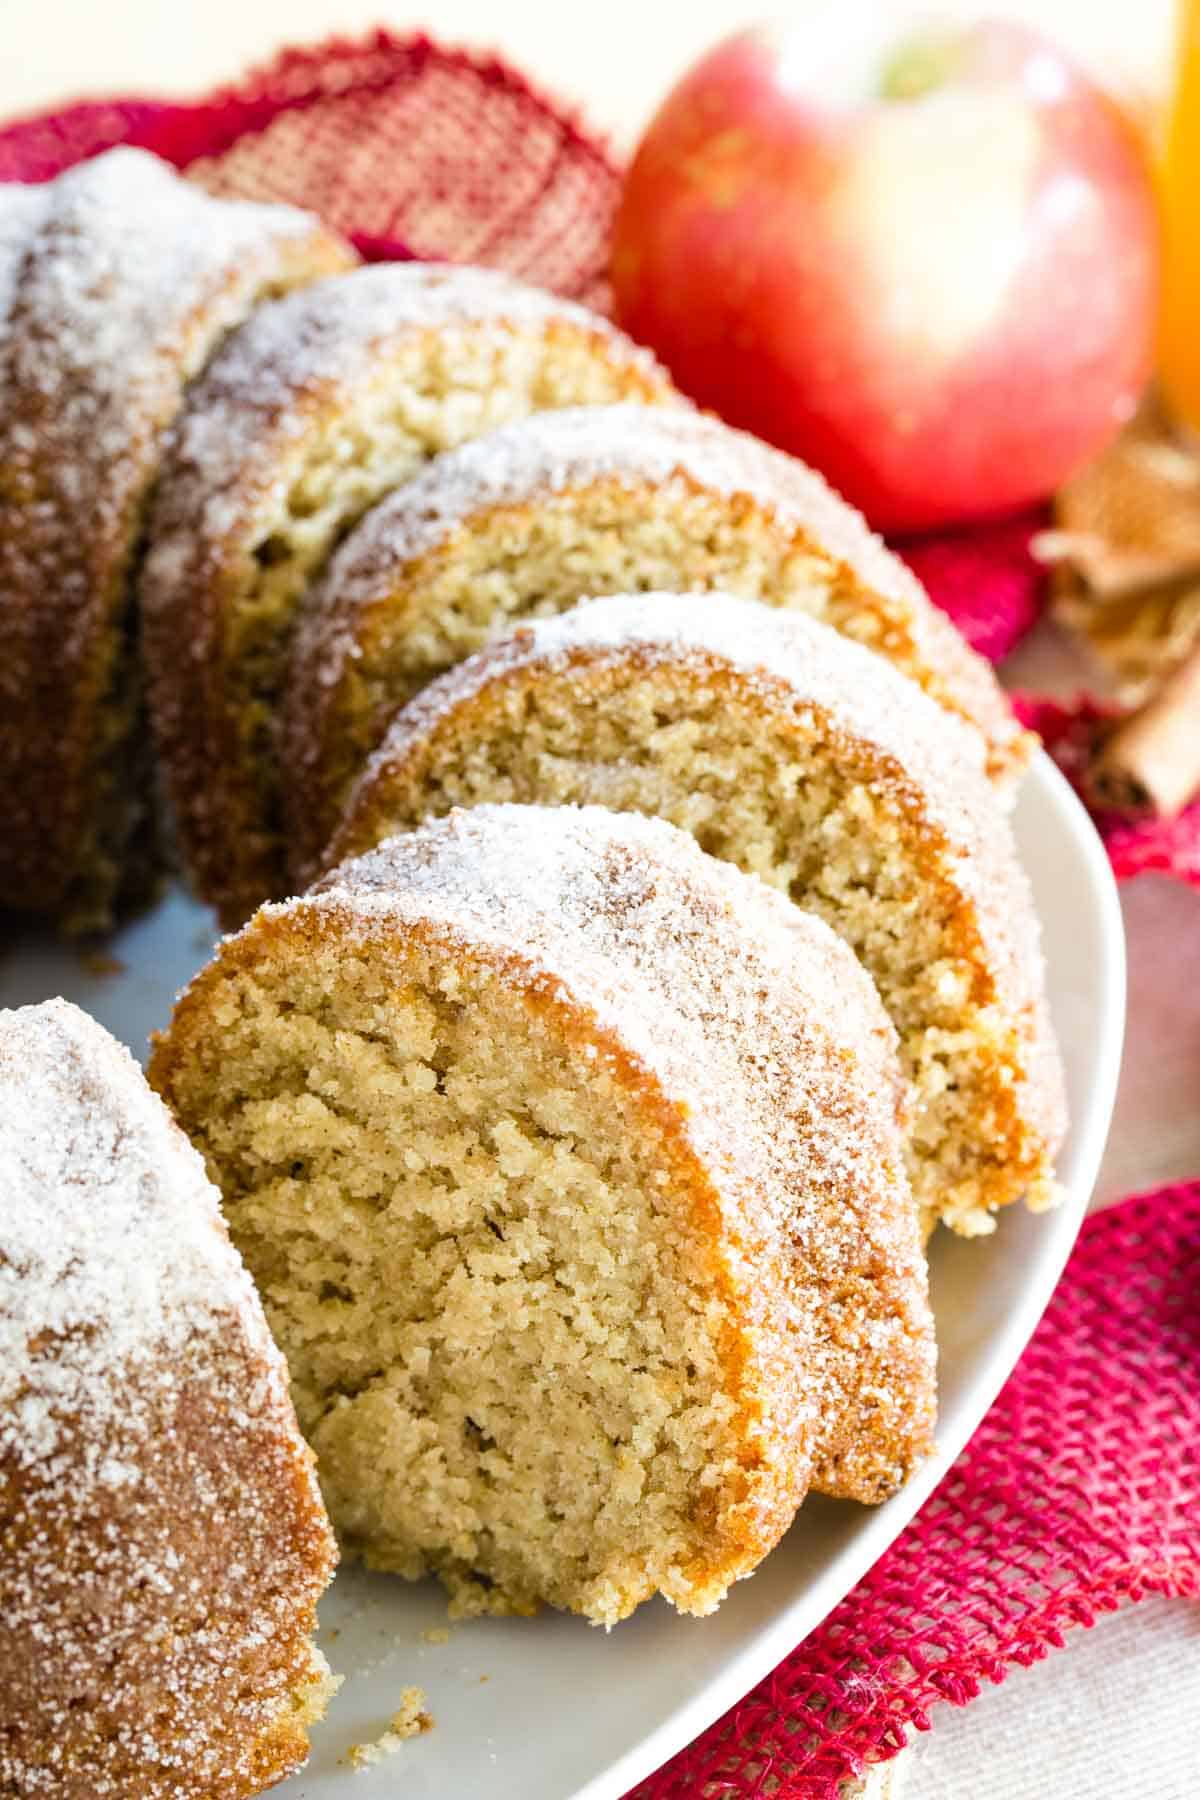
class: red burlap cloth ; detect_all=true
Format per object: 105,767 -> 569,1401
6,35 -> 1196,1794
1013,693 -> 1200,886
636,1183 -> 1200,1797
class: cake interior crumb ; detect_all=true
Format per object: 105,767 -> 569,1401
347,1686 -> 433,1768
334,650 -> 1049,1232
180,933 -> 755,1624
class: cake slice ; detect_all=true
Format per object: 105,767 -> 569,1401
0,148 -> 354,933
140,268 -> 677,927
281,404 -> 1027,878
0,1000 -> 337,1797
322,594 -> 1066,1236
150,805 -> 935,1626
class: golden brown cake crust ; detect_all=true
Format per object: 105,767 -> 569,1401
0,148 -> 354,933
281,404 -> 1029,876
0,1000 -> 337,1797
139,266 -> 677,929
150,806 -> 937,1622
323,596 -> 1066,1233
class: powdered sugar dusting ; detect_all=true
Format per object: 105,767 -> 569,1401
0,1001 -> 336,1794
8,148 -> 336,468
382,589 -> 991,820
318,402 -> 910,598
0,182 -> 46,326
0,999 -> 277,1483
301,403 -> 1023,775
336,595 -> 1066,1214
138,258 -> 672,925
160,266 -> 666,507
314,805 -> 902,1119
295,803 -> 935,1489
318,803 -> 899,1085
1,147 -> 343,535
0,147 -> 350,921
356,591 -> 1025,963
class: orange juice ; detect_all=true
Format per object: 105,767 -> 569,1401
1160,0 -> 1200,431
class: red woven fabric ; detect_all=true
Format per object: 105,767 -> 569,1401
895,510 -> 1048,665
1015,693 -> 1200,888
0,33 -> 619,307
4,37 -> 1196,1797
631,1182 -> 1200,1798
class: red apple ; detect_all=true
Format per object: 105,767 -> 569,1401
611,19 -> 1159,532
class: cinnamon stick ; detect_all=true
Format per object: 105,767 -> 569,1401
1046,396 -> 1200,702
1087,637 -> 1200,816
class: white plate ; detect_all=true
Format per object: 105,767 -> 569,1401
0,752 -> 1124,1800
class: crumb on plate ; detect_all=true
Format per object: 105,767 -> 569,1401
347,1687 -> 434,1769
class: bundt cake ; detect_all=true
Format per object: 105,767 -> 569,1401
149,805 -> 936,1627
282,404 -> 1027,878
0,148 -> 354,934
322,595 -> 1066,1236
140,267 -> 677,928
0,1000 -> 337,1797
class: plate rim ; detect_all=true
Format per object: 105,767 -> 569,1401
570,751 -> 1127,1800
0,752 -> 1127,1800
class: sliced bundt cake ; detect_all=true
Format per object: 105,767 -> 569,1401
0,148 -> 354,934
150,805 -> 936,1626
322,595 -> 1066,1236
0,182 -> 47,315
140,268 -> 677,928
282,404 -> 1026,878
0,1000 -> 337,1798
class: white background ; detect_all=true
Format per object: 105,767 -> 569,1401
0,0 -> 1179,146
4,3 -> 1198,1795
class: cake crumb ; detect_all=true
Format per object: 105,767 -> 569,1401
347,1687 -> 433,1769
421,1626 -> 450,1645
292,1652 -> 342,1727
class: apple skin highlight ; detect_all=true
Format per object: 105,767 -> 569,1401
612,20 -> 1159,533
